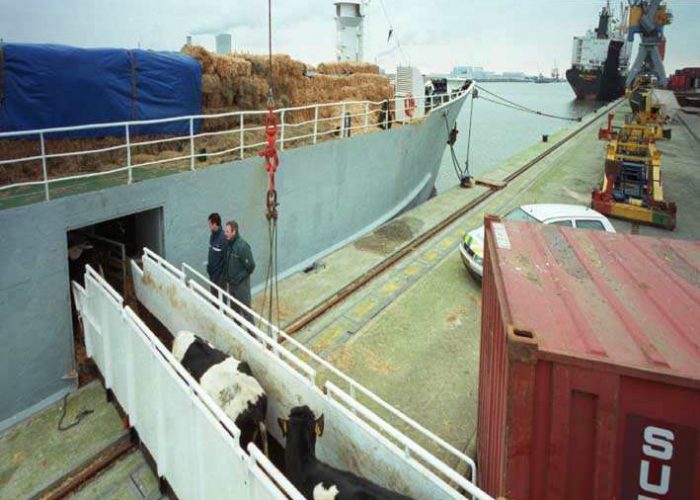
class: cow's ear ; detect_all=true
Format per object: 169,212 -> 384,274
315,414 -> 324,437
278,417 -> 288,437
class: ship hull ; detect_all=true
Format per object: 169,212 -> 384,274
0,94 -> 467,430
566,68 -> 605,100
567,41 -> 626,102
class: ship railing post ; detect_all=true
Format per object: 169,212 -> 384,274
239,114 -> 245,160
384,99 -> 389,129
394,96 -> 399,126
126,124 -> 132,185
189,117 -> 195,171
280,110 -> 286,151
364,102 -> 369,130
39,131 -> 49,201
340,103 -> 346,138
349,384 -> 357,415
313,105 -> 319,144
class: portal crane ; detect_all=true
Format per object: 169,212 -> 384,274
625,0 -> 672,87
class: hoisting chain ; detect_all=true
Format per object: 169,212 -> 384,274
258,0 -> 281,333
259,95 -> 280,221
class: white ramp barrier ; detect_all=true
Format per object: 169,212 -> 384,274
72,266 -> 304,500
130,248 -> 492,500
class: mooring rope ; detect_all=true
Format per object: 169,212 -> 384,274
475,84 -> 582,122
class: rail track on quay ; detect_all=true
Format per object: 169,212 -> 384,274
284,98 -> 624,335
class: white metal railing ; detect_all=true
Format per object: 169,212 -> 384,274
0,87 -> 471,202
181,259 -> 479,485
166,249 -> 486,497
73,265 -> 305,500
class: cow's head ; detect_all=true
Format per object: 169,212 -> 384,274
278,405 -> 324,450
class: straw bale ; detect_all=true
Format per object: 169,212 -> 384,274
201,74 -> 221,94
317,62 -> 380,75
179,46 -> 391,115
203,93 -> 227,109
181,44 -> 216,74
242,54 -> 306,79
235,76 -> 269,110
131,153 -> 157,166
215,55 -> 252,82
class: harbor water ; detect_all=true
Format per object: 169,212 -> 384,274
436,81 -> 600,192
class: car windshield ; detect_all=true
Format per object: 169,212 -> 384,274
504,207 -> 538,223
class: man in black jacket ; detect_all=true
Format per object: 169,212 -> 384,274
223,220 -> 256,325
206,213 -> 226,292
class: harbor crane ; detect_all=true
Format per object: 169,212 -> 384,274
625,0 -> 672,87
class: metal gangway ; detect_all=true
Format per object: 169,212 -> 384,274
71,248 -> 492,500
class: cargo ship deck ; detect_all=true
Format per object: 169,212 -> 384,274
2,101 -> 698,498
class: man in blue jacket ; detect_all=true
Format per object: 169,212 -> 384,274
206,213 -> 227,292
223,220 -> 256,325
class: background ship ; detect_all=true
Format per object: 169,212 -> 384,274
566,2 -> 633,101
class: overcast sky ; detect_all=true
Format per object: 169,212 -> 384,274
1,1 -> 698,75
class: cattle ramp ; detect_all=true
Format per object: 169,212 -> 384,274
71,248 -> 491,499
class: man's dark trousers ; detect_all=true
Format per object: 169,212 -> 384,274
228,277 -> 253,326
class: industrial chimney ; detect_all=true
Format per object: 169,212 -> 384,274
216,34 -> 232,55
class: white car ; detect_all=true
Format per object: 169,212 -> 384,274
460,204 -> 616,278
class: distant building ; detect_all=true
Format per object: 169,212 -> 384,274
451,66 -> 486,79
502,72 -> 525,78
216,34 -> 232,55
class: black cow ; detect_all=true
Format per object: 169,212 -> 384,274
278,406 -> 414,500
172,331 -> 268,455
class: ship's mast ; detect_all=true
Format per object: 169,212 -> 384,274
335,0 -> 370,62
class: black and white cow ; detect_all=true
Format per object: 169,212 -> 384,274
278,406 -> 414,500
172,331 -> 268,455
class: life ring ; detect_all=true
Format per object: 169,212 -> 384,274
404,93 -> 416,118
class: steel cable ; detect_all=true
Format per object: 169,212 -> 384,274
475,84 -> 582,122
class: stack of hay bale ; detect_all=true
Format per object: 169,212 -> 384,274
182,45 -> 393,117
316,62 -> 380,75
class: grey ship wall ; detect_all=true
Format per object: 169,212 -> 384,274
0,96 -> 465,430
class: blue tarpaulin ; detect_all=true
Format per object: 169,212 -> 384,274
0,43 -> 201,137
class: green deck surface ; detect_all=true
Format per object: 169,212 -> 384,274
0,381 -> 128,499
70,450 -> 162,500
262,101 -> 700,473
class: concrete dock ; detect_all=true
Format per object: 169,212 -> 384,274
2,102 -> 697,496
255,101 -> 700,473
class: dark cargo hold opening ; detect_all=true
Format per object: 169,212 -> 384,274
67,207 -> 164,386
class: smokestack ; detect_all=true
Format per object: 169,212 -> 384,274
215,34 -> 232,55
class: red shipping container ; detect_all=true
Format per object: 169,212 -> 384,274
477,217 -> 700,500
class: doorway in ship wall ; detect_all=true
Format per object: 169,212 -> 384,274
67,207 -> 164,386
